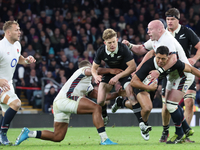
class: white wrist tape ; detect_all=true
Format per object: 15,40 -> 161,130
157,67 -> 165,74
128,43 -> 133,49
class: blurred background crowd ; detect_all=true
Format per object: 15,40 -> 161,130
1,0 -> 200,112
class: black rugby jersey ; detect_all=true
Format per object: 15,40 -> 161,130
94,42 -> 133,70
136,56 -> 185,81
174,25 -> 199,58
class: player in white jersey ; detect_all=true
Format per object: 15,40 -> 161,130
0,20 -> 36,145
122,20 -> 194,143
15,60 -> 123,146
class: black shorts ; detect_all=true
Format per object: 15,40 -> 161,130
101,73 -> 132,88
133,88 -> 156,101
161,77 -> 196,96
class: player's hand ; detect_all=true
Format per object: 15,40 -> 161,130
148,80 -> 158,91
109,76 -> 119,85
0,79 -> 10,92
110,68 -> 123,75
117,86 -> 126,97
25,56 -> 36,64
122,40 -> 130,46
149,70 -> 160,79
188,58 -> 196,66
94,75 -> 102,84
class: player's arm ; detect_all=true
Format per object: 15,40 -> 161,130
18,55 -> 36,65
108,59 -> 136,85
85,67 -> 123,76
91,61 -> 101,84
184,63 -> 200,78
122,40 -> 147,55
136,50 -> 155,71
189,42 -> 200,65
88,87 -> 125,100
130,74 -> 157,91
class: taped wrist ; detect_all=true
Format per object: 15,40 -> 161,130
128,43 -> 133,49
157,67 -> 165,74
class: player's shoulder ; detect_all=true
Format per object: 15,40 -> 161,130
14,41 -> 21,48
180,25 -> 196,35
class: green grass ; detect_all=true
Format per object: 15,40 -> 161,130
2,126 -> 200,150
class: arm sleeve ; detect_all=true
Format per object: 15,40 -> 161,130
93,47 -> 102,65
143,39 -> 153,51
187,27 -> 200,47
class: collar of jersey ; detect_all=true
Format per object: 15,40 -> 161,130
166,24 -> 181,37
105,45 -> 118,55
3,37 -> 14,46
153,57 -> 159,69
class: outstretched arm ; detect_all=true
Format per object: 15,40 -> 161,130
184,63 -> 200,78
122,40 -> 147,55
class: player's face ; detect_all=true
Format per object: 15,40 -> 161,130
166,17 -> 179,31
147,24 -> 159,41
104,36 -> 118,52
10,24 -> 21,42
155,53 -> 168,67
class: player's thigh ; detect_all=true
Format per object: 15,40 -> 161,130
166,89 -> 184,103
53,98 -> 80,123
97,82 -> 113,104
136,91 -> 152,109
77,97 -> 101,114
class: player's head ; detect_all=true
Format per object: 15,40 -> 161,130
78,60 -> 91,68
165,8 -> 180,31
3,20 -> 21,43
155,46 -> 169,67
102,28 -> 118,52
147,20 -> 165,41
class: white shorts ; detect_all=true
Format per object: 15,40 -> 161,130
0,83 -> 19,112
53,96 -> 82,123
166,72 -> 195,93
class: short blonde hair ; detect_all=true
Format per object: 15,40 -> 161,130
102,28 -> 117,41
3,20 -> 19,32
78,60 -> 91,68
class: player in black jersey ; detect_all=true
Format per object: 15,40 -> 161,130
91,28 -> 136,126
112,46 -> 199,143
159,8 -> 200,143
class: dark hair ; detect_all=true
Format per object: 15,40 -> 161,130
165,8 -> 180,20
78,60 -> 91,68
156,46 -> 169,55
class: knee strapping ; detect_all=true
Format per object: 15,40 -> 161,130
184,93 -> 196,101
166,100 -> 178,113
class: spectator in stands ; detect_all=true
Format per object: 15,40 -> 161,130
64,43 -> 75,59
82,50 -> 93,64
31,36 -> 43,55
24,44 -> 36,57
55,69 -> 66,84
66,62 -> 76,79
44,86 -> 58,113
44,80 -> 58,95
59,54 -> 70,70
25,69 -> 40,104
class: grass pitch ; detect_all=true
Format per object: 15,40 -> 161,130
2,126 -> 200,150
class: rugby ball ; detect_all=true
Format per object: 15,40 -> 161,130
143,74 -> 158,85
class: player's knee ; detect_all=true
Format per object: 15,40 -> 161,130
9,99 -> 21,110
166,100 -> 177,113
94,104 -> 102,113
184,97 -> 194,109
142,105 -> 152,114
53,136 -> 64,142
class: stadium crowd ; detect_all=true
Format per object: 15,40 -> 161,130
0,0 -> 200,112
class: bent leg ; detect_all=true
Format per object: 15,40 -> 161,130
77,97 -> 104,128
40,122 -> 68,142
136,92 -> 152,122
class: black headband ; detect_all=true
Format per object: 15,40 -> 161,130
166,15 -> 179,20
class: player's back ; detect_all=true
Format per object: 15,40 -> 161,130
54,66 -> 93,101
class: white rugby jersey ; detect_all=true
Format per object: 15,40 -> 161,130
144,30 -> 190,65
0,37 -> 21,83
54,66 -> 94,101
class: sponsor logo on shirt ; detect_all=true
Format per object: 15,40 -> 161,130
104,58 -> 108,61
179,34 -> 186,39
